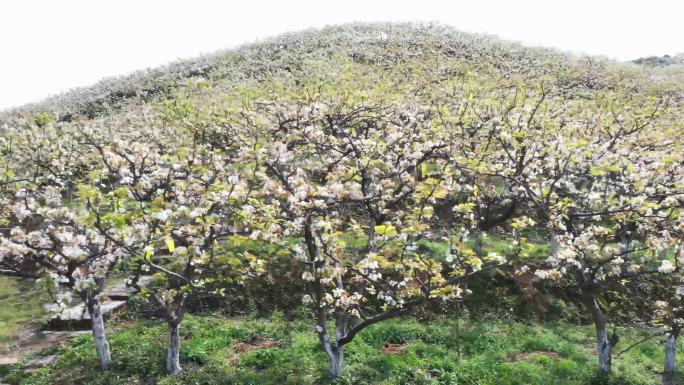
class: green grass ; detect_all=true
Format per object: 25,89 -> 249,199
0,277 -> 49,351
5,314 -> 678,385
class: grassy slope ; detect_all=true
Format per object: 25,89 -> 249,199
5,314 -> 678,385
0,277 -> 48,352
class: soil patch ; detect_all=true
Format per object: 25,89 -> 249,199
0,327 -> 88,366
232,338 -> 281,354
382,342 -> 406,355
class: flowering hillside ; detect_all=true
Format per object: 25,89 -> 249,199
0,23 -> 682,385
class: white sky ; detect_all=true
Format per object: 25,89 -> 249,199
1,0 -> 682,110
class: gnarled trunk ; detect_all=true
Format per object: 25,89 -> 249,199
85,294 -> 111,369
586,296 -> 612,374
167,322 -> 182,375
663,329 -> 678,385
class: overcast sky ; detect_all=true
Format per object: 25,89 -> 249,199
1,0 -> 682,110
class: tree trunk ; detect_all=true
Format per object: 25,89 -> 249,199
549,230 -> 559,257
326,345 -> 344,380
618,223 -> 629,254
317,329 -> 345,380
167,322 -> 182,375
586,296 -> 612,374
85,295 -> 111,369
663,329 -> 678,385
316,309 -> 347,380
596,321 -> 612,375
473,228 -> 484,257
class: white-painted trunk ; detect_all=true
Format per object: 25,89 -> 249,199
586,296 -> 612,374
596,322 -> 612,374
327,346 -> 344,379
473,228 -> 484,257
167,323 -> 182,375
549,230 -> 559,257
317,314 -> 346,379
86,297 -> 111,369
663,332 -> 677,385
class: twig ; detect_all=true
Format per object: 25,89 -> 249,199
616,333 -> 662,357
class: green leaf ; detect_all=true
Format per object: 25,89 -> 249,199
590,168 -> 607,176
76,184 -> 99,200
166,238 -> 175,253
227,257 -> 243,266
374,225 -> 397,236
